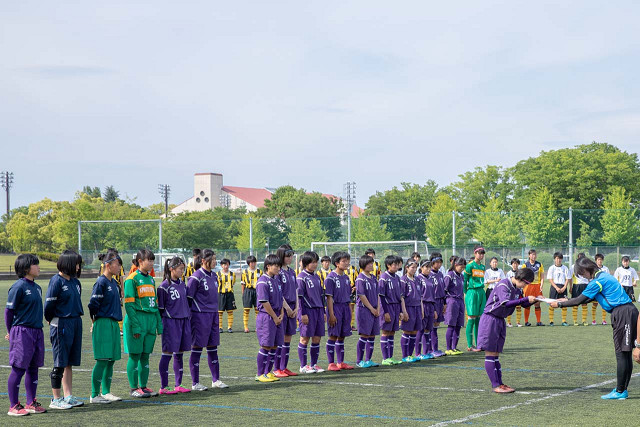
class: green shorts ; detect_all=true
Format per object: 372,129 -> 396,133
123,311 -> 158,355
92,317 -> 122,361
465,288 -> 486,317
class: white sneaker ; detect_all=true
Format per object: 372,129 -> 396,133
299,365 -> 316,374
211,380 -> 229,389
49,398 -> 72,410
312,364 -> 325,373
90,395 -> 111,404
102,393 -> 122,402
192,383 -> 208,391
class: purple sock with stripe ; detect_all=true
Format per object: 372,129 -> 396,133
326,340 -> 336,364
159,354 -> 171,389
298,343 -> 308,367
357,338 -> 366,363
173,353 -> 184,387
310,343 -> 320,366
189,349 -> 201,385
380,336 -> 389,359
336,341 -> 345,364
257,349 -> 268,376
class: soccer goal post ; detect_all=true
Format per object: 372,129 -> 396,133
311,240 -> 429,258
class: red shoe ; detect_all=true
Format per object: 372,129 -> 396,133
493,385 -> 511,393
273,370 -> 289,378
500,384 -> 515,393
24,400 -> 46,414
8,402 -> 29,416
327,363 -> 341,371
338,362 -> 354,370
282,368 -> 298,376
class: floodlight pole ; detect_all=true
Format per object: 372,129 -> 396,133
249,217 -> 253,255
344,181 -> 356,254
568,207 -> 573,262
158,184 -> 170,216
159,219 -> 163,255
0,171 -> 14,218
452,210 -> 456,255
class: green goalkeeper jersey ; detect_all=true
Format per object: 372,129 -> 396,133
124,270 -> 158,313
464,261 -> 485,292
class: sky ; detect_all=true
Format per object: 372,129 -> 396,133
1,1 -> 639,211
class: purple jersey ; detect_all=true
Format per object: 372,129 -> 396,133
278,267 -> 297,304
401,274 -> 421,306
158,279 -> 190,319
484,278 -> 524,318
378,271 -> 402,304
355,273 -> 378,308
324,271 -> 351,304
444,270 -> 464,300
187,268 -> 218,313
429,269 -> 446,299
297,270 -> 324,309
417,273 -> 435,303
257,273 -> 283,313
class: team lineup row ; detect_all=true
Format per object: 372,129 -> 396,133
4,245 -> 640,416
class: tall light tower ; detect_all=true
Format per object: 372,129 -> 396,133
344,181 -> 356,254
158,184 -> 170,216
0,171 -> 14,218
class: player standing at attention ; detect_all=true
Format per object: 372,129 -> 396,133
522,249 -> 544,326
98,249 -> 125,334
379,255 -> 406,365
506,258 -> 520,327
255,254 -> 284,383
123,249 -> 161,398
428,252 -> 446,357
400,259 -> 421,363
444,257 -> 466,355
217,259 -> 237,333
546,252 -> 570,326
347,261 -> 359,331
185,248 -> 201,280
317,256 -> 332,286
614,256 -> 638,303
157,257 -> 191,394
5,254 -> 46,416
45,250 -> 85,409
464,246 -> 485,352
595,253 -> 610,325
552,257 -> 638,400
324,251 -> 354,371
570,253 -> 589,326
411,252 -> 421,264
274,245 -> 299,378
355,255 -> 380,367
415,260 -> 435,360
477,268 -> 535,393
297,251 -> 326,374
187,249 -> 228,391
88,250 -> 123,404
241,256 -> 262,333
484,257 -> 505,301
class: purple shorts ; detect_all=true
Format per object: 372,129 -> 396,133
9,326 -> 45,369
283,302 -> 297,336
299,307 -> 325,338
256,312 -> 284,347
356,305 -> 380,336
401,305 -> 423,332
477,313 -> 506,353
190,311 -> 220,348
435,298 -> 445,323
422,302 -> 435,331
445,298 -> 465,327
162,317 -> 192,353
50,316 -> 82,367
380,302 -> 401,331
327,303 -> 352,338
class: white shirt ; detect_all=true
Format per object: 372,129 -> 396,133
571,264 -> 589,284
547,264 -> 570,285
506,270 -> 517,279
484,268 -> 505,289
614,267 -> 639,287
598,265 -> 610,274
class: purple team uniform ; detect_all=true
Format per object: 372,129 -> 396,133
187,268 -> 220,347
477,279 -> 532,352
6,278 -> 45,370
158,278 -> 192,353
444,271 -> 465,327
401,274 -> 423,331
379,271 -> 402,331
297,270 -> 325,337
278,267 -> 298,336
44,274 -> 84,367
256,274 -> 284,347
324,271 -> 352,337
356,273 -> 380,336
429,270 -> 446,322
417,273 -> 436,331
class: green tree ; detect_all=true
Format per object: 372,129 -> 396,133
520,187 -> 565,246
473,196 -> 521,247
575,220 -> 593,248
235,215 -> 267,251
601,187 -> 639,246
445,166 -> 514,212
288,219 -> 328,251
425,193 -> 464,247
103,186 -> 120,202
352,215 -> 392,242
81,186 -> 102,198
163,208 -> 245,250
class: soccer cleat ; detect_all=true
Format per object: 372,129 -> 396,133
391,358 -> 403,365
299,365 -> 316,374
256,374 -> 276,383
601,388 -> 628,400
366,360 -> 379,367
327,363 -> 341,371
191,383 -> 208,391
312,364 -> 325,373
536,322 -> 544,326
507,323 -> 513,328
472,347 -> 482,352
356,361 -> 367,368
420,353 -> 434,360
602,321 -> 608,325
63,395 -> 84,407
338,362 -> 354,370
282,368 -> 298,376
244,329 -> 250,333
273,370 -> 289,378
549,322 -> 554,326
228,328 -> 233,333
159,388 -> 178,395
381,358 -> 394,366
402,356 -> 418,363
500,384 -> 516,393
211,380 -> 229,388
90,394 -> 112,403
141,387 -> 158,397
174,386 -> 191,393
573,323 -> 579,326
351,326 -> 357,331
7,403 -> 29,416
24,400 -> 46,413
49,398 -> 73,409
266,372 -> 280,381
445,350 -> 454,356
516,323 -> 523,327
582,322 -> 588,326
102,393 -> 122,402
562,322 -> 569,326
452,349 -> 463,355
130,388 -> 150,398
592,321 -> 597,326
525,322 -> 532,327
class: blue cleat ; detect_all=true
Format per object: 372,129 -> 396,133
356,361 -> 367,368
601,388 -> 628,400
366,360 -> 379,368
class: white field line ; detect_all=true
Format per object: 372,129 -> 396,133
428,373 -> 640,427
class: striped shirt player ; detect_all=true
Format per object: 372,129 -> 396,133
316,267 -> 332,307
217,270 -> 237,332
522,260 -> 544,326
571,262 -> 590,325
347,264 -> 359,329
241,267 -> 263,333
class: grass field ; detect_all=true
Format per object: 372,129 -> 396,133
0,255 -> 57,274
0,278 -> 638,426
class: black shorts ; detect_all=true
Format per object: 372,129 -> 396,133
350,288 -> 357,304
571,283 -> 588,298
611,303 -> 639,353
485,288 -> 493,301
549,286 -> 567,300
623,286 -> 636,302
219,293 -> 237,311
242,288 -> 257,308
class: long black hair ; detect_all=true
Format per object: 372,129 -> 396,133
163,256 -> 186,283
194,249 -> 215,270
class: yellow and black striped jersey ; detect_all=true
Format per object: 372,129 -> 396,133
99,263 -> 125,284
358,261 -> 381,280
217,271 -> 236,293
295,267 -> 302,277
347,265 -> 359,288
316,268 -> 332,288
241,268 -> 262,289
185,262 -> 196,280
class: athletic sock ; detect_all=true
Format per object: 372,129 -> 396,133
336,340 -> 345,364
562,307 -> 568,323
423,331 -> 431,355
8,367 -> 25,407
401,334 -> 409,358
524,307 -> 530,323
623,351 -> 633,390
189,349 -> 202,385
453,326 -> 461,349
431,327 -> 439,352
516,306 -> 522,324
243,308 -> 250,330
357,337 -> 366,363
267,349 -> 276,372
257,349 -> 268,376
159,354 -> 171,389
298,343 -> 308,367
602,309 -> 607,323
549,306 -> 555,323
92,359 -> 108,397
280,342 -> 290,371
275,345 -> 282,370
473,317 -> 480,345
591,303 -> 597,322
25,365 -> 39,404
218,311 -> 223,328
380,336 -> 389,359
350,304 -> 356,328
207,347 -> 219,382
310,343 -> 320,366
408,334 -> 416,356
572,307 -> 578,324
388,337 -> 395,358
173,353 -> 184,387
127,353 -> 141,388
445,327 -> 454,351
227,310 -> 234,329
535,307 -> 541,323
466,319 -> 474,348
326,339 -> 336,364
101,361 -> 114,395
139,353 -> 150,388
495,357 -> 503,385
484,356 -> 500,388
365,337 -> 375,360
581,305 -> 588,323
415,330 -> 423,355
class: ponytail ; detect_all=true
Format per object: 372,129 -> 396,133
164,256 -> 185,283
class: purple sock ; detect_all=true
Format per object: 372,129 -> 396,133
408,334 -> 416,356
159,354 -> 171,389
422,331 -> 429,355
275,346 -> 282,371
431,327 -> 439,352
173,353 -> 184,387
257,349 -> 268,376
366,337 -> 375,360
446,327 -> 454,351
298,343 -> 308,367
267,349 -> 276,373
326,340 -> 336,364
485,356 -> 500,387
189,349 -> 201,385
357,338 -> 366,363
415,330 -> 423,355
8,367 -> 25,407
207,347 -> 219,382
495,358 -> 503,385
310,343 -> 320,366
336,341 -> 345,364
25,366 -> 38,404
401,334 -> 409,358
388,337 -> 395,358
453,326 -> 461,349
380,336 -> 389,359
280,343 -> 290,370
